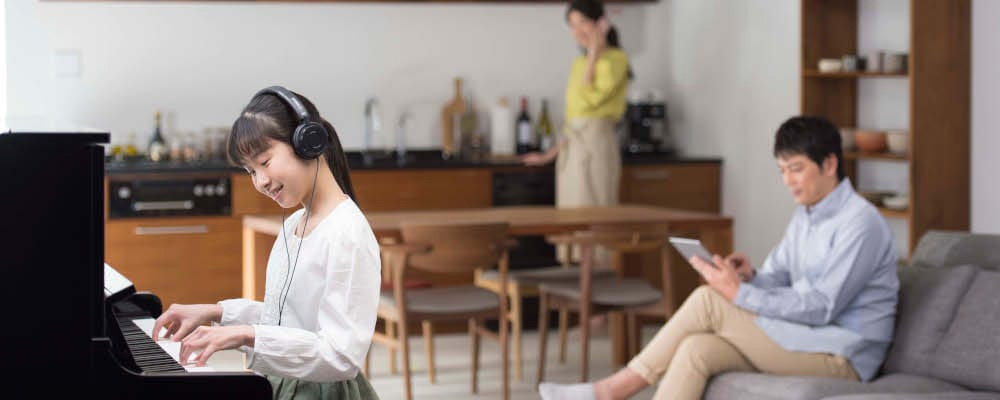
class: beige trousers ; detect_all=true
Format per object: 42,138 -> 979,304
627,286 -> 859,400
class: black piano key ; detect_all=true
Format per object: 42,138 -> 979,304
116,317 -> 186,373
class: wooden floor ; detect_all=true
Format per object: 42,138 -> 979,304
366,327 -> 658,400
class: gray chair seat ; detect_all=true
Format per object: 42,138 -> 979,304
479,265 -> 616,284
380,285 -> 500,314
539,277 -> 662,307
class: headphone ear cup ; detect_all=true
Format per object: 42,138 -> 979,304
292,122 -> 330,160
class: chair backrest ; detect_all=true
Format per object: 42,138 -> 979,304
587,223 -> 671,253
400,221 -> 510,275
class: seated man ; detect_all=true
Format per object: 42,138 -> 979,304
540,116 -> 900,400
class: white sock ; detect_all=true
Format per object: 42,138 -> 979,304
538,382 -> 597,400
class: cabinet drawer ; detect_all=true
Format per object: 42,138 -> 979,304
620,164 -> 721,212
232,173 -> 285,215
105,216 -> 242,307
352,169 -> 492,211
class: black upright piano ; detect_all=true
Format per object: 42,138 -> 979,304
0,128 -> 271,398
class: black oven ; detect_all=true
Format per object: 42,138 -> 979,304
108,172 -> 232,219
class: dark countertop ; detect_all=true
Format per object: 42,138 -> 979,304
106,149 -> 721,175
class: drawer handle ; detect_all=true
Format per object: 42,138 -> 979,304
632,170 -> 672,180
133,200 -> 194,211
135,225 -> 210,235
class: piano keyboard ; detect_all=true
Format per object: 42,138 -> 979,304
125,317 -> 248,373
117,316 -> 187,373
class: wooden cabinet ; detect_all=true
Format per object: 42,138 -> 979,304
620,163 -> 722,213
105,216 -> 242,307
232,174 -> 285,215
352,168 -> 492,211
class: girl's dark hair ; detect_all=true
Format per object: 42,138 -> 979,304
566,0 -> 634,80
773,116 -> 845,181
226,90 -> 357,203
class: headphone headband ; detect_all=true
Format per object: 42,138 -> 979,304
252,85 -> 330,160
254,86 -> 312,123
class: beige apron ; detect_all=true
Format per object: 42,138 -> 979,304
556,117 -> 622,208
555,117 -> 622,263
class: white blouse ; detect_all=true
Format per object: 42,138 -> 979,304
218,198 -> 381,382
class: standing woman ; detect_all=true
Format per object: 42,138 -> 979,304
152,87 -> 381,400
522,0 -> 632,210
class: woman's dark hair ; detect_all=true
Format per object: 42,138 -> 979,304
226,90 -> 357,203
566,0 -> 634,80
773,116 -> 845,181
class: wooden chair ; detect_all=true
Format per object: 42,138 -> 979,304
536,223 -> 677,383
474,241 -> 616,381
368,222 -> 512,400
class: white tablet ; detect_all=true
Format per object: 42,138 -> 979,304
669,237 -> 716,269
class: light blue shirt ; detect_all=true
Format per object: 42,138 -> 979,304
734,178 -> 899,381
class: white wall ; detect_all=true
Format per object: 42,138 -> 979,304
5,0 -> 798,262
5,0 -> 668,151
666,0 -> 799,262
972,0 -> 1000,234
7,0 -> 995,262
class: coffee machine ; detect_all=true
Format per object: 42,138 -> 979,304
622,99 -> 673,154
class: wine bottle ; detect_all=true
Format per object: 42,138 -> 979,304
536,99 -> 554,151
148,110 -> 169,162
515,97 -> 534,154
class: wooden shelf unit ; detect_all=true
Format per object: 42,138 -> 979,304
843,151 -> 909,161
803,70 -> 908,79
801,0 -> 970,254
878,207 -> 911,220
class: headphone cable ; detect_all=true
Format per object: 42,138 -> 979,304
277,159 -> 320,325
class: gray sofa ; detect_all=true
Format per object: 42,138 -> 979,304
703,231 -> 1000,400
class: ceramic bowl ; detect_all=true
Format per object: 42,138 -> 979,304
818,58 -> 843,73
859,190 -> 895,207
887,130 -> 908,154
855,130 -> 887,153
840,127 -> 856,150
882,195 -> 909,210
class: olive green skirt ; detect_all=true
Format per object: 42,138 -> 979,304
267,373 -> 380,400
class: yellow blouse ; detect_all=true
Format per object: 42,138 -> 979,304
564,48 -> 630,122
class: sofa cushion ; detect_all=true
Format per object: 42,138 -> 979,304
909,231 -> 1000,271
703,373 -> 866,400
865,373 -> 966,392
883,264 -> 978,376
823,392 -> 1000,400
929,268 -> 1000,392
704,373 -> 965,400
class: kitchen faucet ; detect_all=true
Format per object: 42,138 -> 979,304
396,110 -> 413,166
363,97 -> 381,166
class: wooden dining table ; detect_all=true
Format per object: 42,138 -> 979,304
241,204 -> 732,366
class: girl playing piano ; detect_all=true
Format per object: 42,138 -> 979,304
153,86 -> 381,400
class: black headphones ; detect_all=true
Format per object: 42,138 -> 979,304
253,86 -> 330,160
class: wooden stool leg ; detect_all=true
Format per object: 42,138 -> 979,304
400,320 -> 413,400
579,305 -> 590,382
626,312 -> 639,359
422,321 -> 436,384
536,292 -> 550,386
387,320 -> 398,375
469,318 -> 480,394
510,284 -> 524,382
557,307 -> 569,364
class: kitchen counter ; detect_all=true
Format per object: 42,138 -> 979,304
106,149 -> 721,174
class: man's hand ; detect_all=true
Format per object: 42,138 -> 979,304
725,252 -> 755,282
178,325 -> 255,367
689,254 -> 743,302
